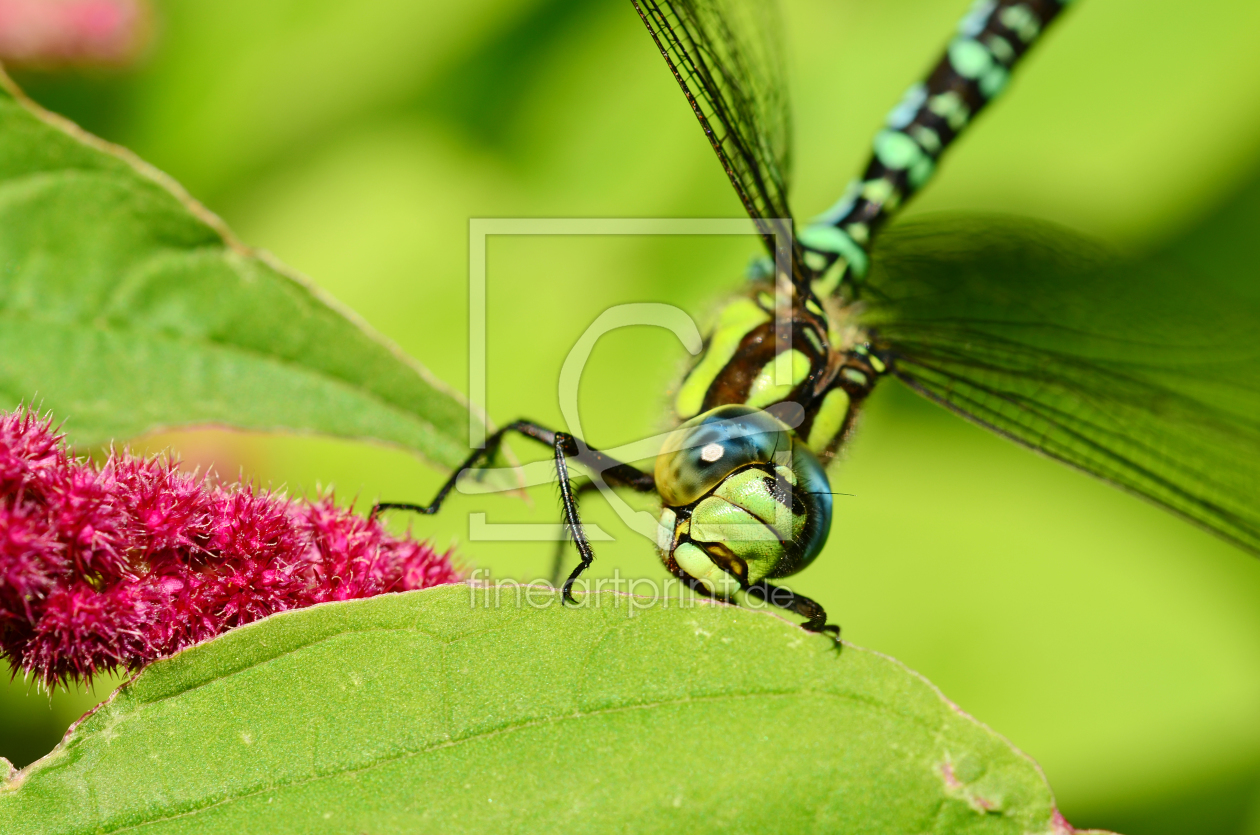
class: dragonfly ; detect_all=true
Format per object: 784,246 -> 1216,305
376,0 -> 1260,638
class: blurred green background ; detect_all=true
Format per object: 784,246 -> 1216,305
4,0 -> 1260,832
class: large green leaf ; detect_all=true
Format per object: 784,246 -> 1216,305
0,584 -> 1102,834
0,70 -> 478,468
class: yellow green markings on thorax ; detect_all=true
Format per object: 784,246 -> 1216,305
745,348 -> 811,409
806,387 -> 852,456
674,296 -> 770,419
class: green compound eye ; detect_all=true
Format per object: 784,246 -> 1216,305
655,405 -> 833,593
655,404 -> 793,507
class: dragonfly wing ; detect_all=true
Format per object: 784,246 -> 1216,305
633,0 -> 796,256
858,215 -> 1260,555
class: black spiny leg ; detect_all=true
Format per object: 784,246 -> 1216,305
551,431 -> 594,603
372,420 -> 657,606
550,433 -> 660,603
745,581 -> 842,648
372,421 -> 542,520
550,481 -> 601,586
550,462 -> 658,586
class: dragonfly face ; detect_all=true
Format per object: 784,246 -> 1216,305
654,405 -> 832,597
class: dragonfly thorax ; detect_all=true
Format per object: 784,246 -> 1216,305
654,405 -> 832,597
674,281 -> 882,463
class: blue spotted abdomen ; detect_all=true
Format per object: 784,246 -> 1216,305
800,0 -> 1072,288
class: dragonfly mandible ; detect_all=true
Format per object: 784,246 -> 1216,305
376,0 -> 1260,638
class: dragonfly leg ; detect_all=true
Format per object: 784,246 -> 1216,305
549,481 -> 600,586
551,432 -> 663,604
373,420 -> 659,606
549,462 -> 659,586
745,581 -> 841,647
371,420 -> 539,520
550,430 -> 596,605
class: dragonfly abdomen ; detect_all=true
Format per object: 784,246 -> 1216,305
799,0 -> 1071,291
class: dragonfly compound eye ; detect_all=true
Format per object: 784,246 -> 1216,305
654,405 -> 833,595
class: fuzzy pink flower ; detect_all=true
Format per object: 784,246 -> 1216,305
0,408 -> 461,687
0,0 -> 149,67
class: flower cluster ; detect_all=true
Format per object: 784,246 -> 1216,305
0,409 -> 461,687
0,0 -> 149,68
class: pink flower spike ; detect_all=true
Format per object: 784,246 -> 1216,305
0,407 -> 462,688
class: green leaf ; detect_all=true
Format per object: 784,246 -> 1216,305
0,71 -> 479,469
0,584 -> 1099,835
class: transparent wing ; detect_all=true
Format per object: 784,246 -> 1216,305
633,0 -> 795,254
858,214 -> 1260,555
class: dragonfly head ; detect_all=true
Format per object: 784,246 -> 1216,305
654,404 -> 832,596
